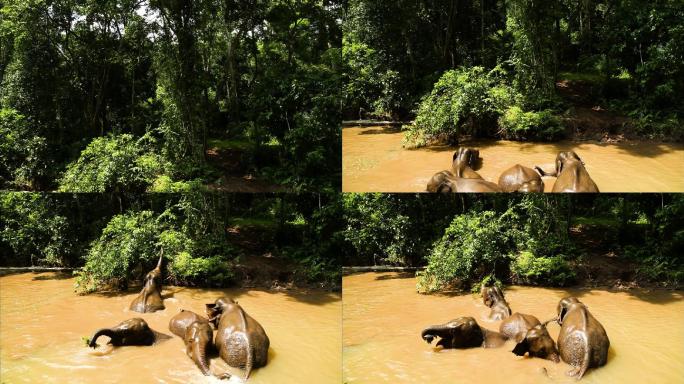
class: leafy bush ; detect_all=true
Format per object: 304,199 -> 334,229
0,193 -> 71,266
168,252 -> 233,287
58,134 -> 169,193
75,211 -> 161,293
511,251 -> 575,286
148,175 -> 205,192
404,67 -> 509,147
498,106 -> 564,141
417,211 -> 510,292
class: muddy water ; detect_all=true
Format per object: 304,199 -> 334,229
0,272 -> 341,384
343,272 -> 684,384
342,126 -> 684,192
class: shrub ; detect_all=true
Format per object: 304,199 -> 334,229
404,67 -> 507,147
0,193 -> 71,266
148,175 -> 205,192
75,210 -> 161,293
498,106 -> 564,141
59,134 -> 169,193
511,251 -> 575,286
168,252 -> 233,287
417,211 -> 510,293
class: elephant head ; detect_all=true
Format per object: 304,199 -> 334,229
481,286 -> 505,308
555,151 -> 583,176
426,171 -> 457,193
88,318 -> 157,348
511,324 -> 560,362
421,317 -> 486,349
557,296 -> 582,325
453,147 -> 480,170
205,297 -> 238,327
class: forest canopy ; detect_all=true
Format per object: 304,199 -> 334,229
343,0 -> 684,144
0,0 -> 343,191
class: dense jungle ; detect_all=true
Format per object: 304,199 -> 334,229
343,0 -> 683,144
0,0 -> 342,192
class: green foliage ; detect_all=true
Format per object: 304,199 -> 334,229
58,134 -> 169,193
418,211 -> 510,292
0,108 -> 49,189
0,193 -> 71,266
470,274 -> 504,295
404,67 -> 520,147
498,106 -> 564,141
169,252 -> 233,287
511,251 -> 575,286
75,211 -> 161,293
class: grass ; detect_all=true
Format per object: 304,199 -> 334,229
207,138 -> 253,151
228,217 -> 278,229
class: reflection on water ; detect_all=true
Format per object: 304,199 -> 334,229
342,126 -> 684,192
343,272 -> 684,384
0,272 -> 341,384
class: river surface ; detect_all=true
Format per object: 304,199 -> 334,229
342,126 -> 684,192
343,272 -> 684,384
0,272 -> 341,384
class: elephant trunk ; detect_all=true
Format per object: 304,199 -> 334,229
89,329 -> 116,348
421,325 -> 449,344
193,341 -> 212,376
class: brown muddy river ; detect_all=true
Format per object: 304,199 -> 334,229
342,126 -> 684,192
0,272 -> 341,384
343,272 -> 684,384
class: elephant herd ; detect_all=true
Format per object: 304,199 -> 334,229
87,253 -> 270,380
421,286 -> 610,380
427,148 -> 600,193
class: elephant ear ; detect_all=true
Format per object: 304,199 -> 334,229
512,338 -> 529,357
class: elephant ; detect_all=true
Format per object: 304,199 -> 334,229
169,310 -> 228,379
500,313 -> 560,362
535,151 -> 599,192
498,164 -> 544,192
556,297 -> 610,379
206,297 -> 270,380
426,148 -> 502,192
129,252 -> 165,313
88,318 -> 168,348
481,285 -> 512,320
421,316 -> 508,349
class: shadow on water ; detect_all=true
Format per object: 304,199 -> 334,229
359,126 -> 403,135
30,272 -> 74,281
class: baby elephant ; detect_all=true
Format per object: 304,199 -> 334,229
421,316 -> 508,349
500,313 -> 559,362
88,318 -> 165,348
482,285 -> 512,320
129,252 -> 165,313
556,297 -> 610,378
169,310 -> 229,379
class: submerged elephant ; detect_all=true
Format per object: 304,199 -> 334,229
556,297 -> 610,378
535,151 -> 599,192
421,316 -> 508,349
498,164 -> 544,192
481,285 -> 512,320
169,310 -> 228,379
500,313 -> 559,362
88,318 -> 168,348
427,148 -> 501,192
129,252 -> 165,313
206,297 -> 270,380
